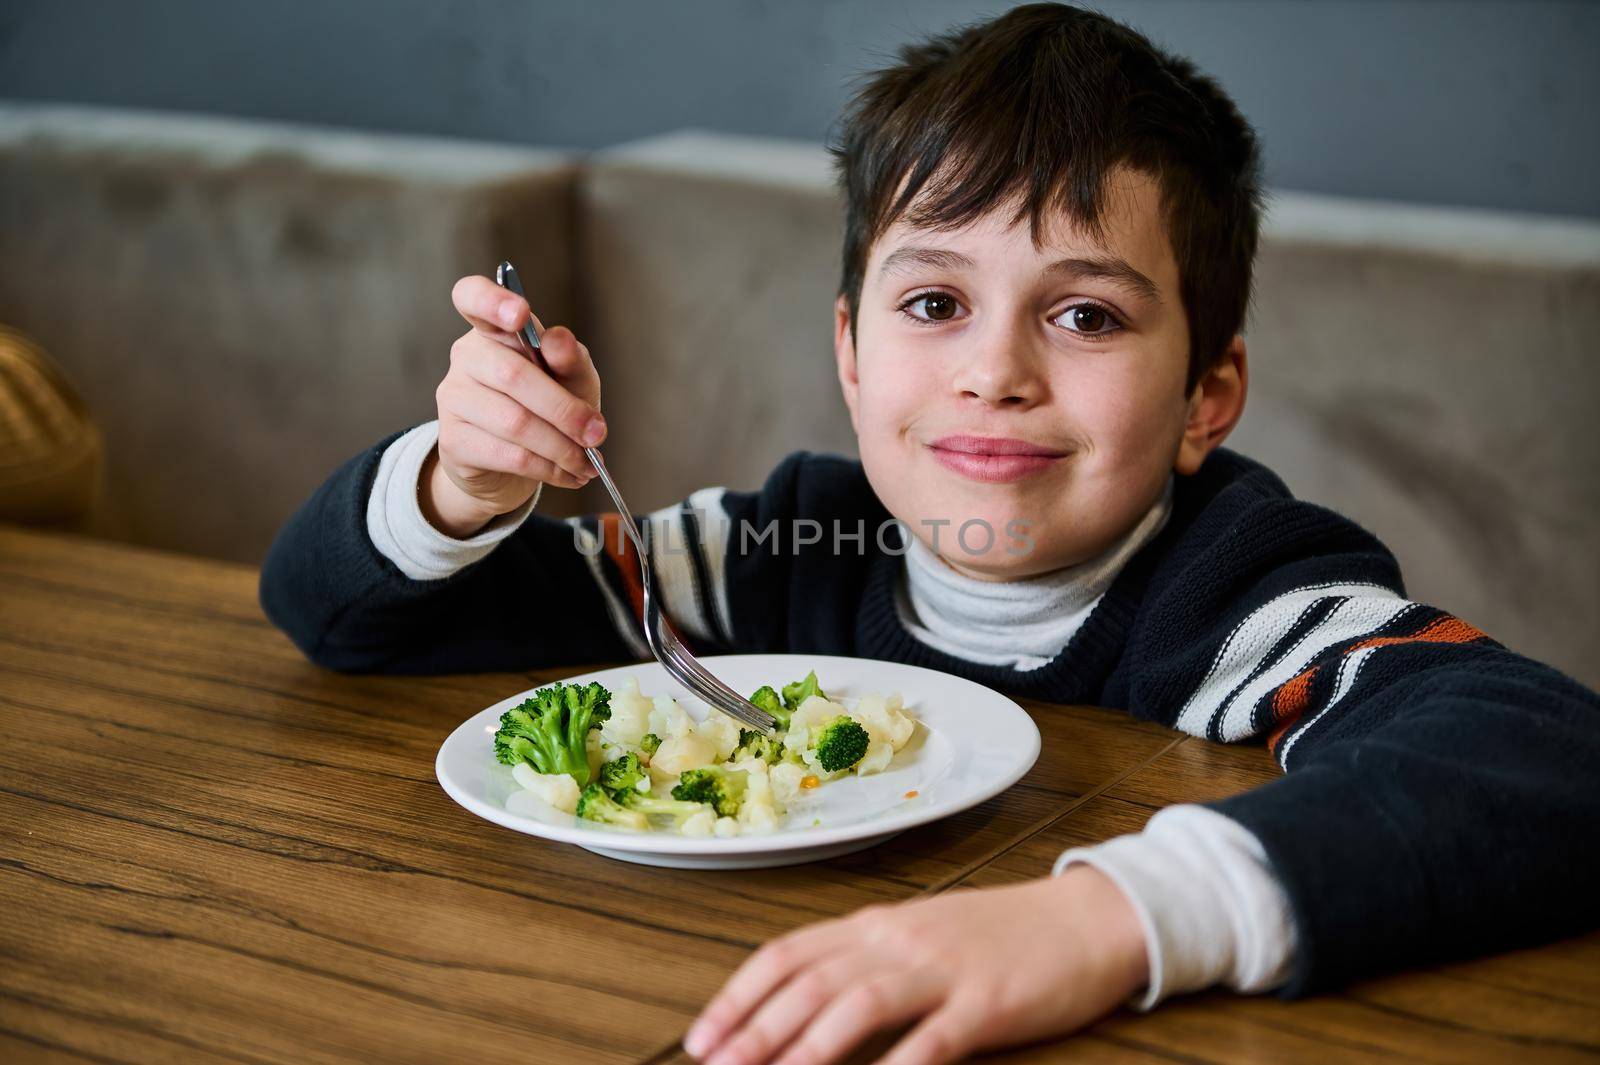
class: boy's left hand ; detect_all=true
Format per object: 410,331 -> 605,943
684,866 -> 1149,1065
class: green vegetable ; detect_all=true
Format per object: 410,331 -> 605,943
575,782 -> 646,829
598,751 -> 647,793
780,671 -> 826,713
493,682 -> 612,786
748,685 -> 790,730
586,751 -> 709,827
638,732 -> 662,757
672,766 -> 750,818
616,790 -> 709,825
735,728 -> 786,766
813,716 -> 870,773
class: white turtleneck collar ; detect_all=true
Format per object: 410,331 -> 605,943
894,477 -> 1175,671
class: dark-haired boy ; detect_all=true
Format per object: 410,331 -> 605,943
260,4 -> 1600,1063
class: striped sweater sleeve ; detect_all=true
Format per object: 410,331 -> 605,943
259,424 -> 753,673
1116,459 -> 1600,995
561,485 -> 740,661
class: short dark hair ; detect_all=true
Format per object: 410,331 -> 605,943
829,2 -> 1264,390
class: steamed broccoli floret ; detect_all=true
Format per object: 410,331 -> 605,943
748,685 -> 790,729
735,728 -> 787,765
638,732 -> 662,757
598,751 -> 647,794
575,782 -> 646,829
594,751 -> 711,825
781,671 -> 826,712
616,790 -> 709,824
493,681 -> 613,786
813,716 -> 870,773
672,766 -> 749,817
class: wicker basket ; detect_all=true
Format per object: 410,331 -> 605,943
0,325 -> 102,526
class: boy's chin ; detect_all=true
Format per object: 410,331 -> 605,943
919,515 -> 1112,580
937,551 -> 1053,581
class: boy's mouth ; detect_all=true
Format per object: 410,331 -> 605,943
926,435 -> 1068,483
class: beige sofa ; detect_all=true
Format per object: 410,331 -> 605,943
2,105 -> 1596,688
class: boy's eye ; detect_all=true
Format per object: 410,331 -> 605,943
1056,302 -> 1123,338
899,291 -> 962,323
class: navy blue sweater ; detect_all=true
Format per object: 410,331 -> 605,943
260,432 -> 1600,996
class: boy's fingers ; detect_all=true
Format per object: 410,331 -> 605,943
451,274 -> 545,347
539,326 -> 602,406
770,972 -> 936,1065
686,922 -> 851,1058
701,955 -> 871,1065
445,380 -> 594,482
441,418 -> 586,489
454,336 -> 607,448
877,996 -> 985,1065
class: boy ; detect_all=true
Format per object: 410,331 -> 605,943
260,5 -> 1600,1064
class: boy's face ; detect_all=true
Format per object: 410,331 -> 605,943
835,166 -> 1246,579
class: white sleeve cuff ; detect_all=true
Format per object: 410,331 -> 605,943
364,420 -> 540,581
1052,804 -> 1298,1010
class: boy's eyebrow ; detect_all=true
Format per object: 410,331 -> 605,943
1042,257 -> 1163,305
878,246 -> 1162,304
878,246 -> 977,279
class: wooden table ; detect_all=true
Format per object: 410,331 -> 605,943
2,524 -> 1596,1065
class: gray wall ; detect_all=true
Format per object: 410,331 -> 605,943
1,1 -> 1596,219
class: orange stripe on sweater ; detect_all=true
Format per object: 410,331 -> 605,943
1345,614 -> 1486,653
1266,666 -> 1318,756
1263,613 -> 1487,756
598,513 -> 646,629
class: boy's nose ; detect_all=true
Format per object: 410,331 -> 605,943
951,329 -> 1046,407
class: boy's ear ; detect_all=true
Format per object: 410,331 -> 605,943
1175,334 -> 1248,476
834,295 -> 861,433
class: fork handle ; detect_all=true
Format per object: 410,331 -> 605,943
584,448 -> 648,559
494,262 -> 555,374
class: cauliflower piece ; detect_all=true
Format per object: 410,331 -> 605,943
510,763 -> 581,814
856,739 -> 895,776
600,677 -> 652,748
693,710 -> 743,763
769,761 -> 808,807
722,754 -> 782,833
738,798 -> 779,834
649,695 -> 695,740
728,755 -> 782,813
713,816 -> 740,839
680,808 -> 716,837
791,694 -> 840,731
650,732 -> 718,775
853,692 -> 916,751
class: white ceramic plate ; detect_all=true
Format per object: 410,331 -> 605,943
435,653 -> 1040,869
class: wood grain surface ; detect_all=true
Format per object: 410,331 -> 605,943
2,524 -> 1596,1064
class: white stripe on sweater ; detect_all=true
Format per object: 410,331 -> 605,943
1212,596 -> 1416,741
688,487 -> 735,644
643,501 -> 719,646
1174,582 -> 1405,739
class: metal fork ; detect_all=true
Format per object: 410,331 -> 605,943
494,261 -> 779,736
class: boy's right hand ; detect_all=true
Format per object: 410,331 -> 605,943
421,275 -> 608,538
